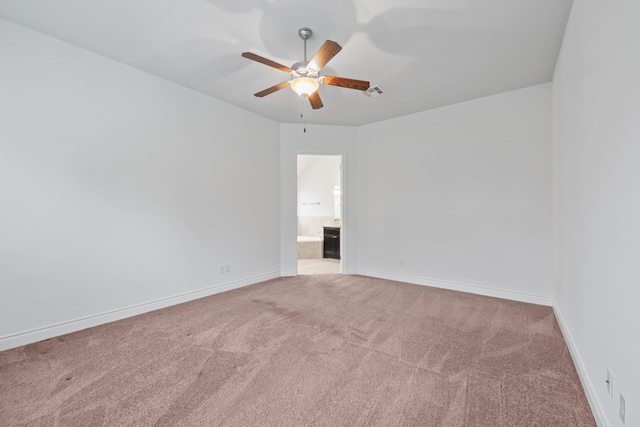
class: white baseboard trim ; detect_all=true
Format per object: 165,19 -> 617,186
355,269 -> 552,306
280,269 -> 296,277
553,305 -> 608,427
0,271 -> 281,352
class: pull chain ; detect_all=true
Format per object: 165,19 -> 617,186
301,98 -> 307,133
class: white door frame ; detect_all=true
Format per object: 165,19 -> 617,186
293,150 -> 347,275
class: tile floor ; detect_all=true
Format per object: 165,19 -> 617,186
297,258 -> 341,275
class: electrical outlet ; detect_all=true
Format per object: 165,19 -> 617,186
225,264 -> 230,273
619,393 -> 626,424
606,370 -> 613,397
219,265 -> 225,274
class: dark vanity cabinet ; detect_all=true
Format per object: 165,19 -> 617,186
323,227 -> 341,259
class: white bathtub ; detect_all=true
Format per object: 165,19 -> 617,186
297,235 -> 322,243
297,235 -> 322,259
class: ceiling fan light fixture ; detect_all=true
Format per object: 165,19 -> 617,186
241,28 -> 369,109
290,76 -> 319,97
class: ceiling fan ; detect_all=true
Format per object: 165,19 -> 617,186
241,27 -> 370,109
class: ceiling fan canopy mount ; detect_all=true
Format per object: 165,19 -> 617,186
297,27 -> 313,40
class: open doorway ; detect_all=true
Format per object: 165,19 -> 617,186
296,154 -> 342,275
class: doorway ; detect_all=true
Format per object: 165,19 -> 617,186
296,154 -> 342,275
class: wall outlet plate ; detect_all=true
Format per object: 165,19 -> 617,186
620,393 -> 626,424
606,370 -> 613,397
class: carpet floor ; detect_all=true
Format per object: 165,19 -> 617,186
0,275 -> 595,426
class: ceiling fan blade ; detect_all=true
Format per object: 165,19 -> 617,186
308,91 -> 323,109
254,81 -> 291,97
241,52 -> 292,73
322,76 -> 370,91
308,40 -> 342,71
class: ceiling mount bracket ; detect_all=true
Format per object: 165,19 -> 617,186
298,27 -> 312,40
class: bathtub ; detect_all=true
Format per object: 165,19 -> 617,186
297,235 -> 322,259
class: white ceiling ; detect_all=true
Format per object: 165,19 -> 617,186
0,0 -> 573,126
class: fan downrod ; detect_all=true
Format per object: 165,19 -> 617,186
298,27 -> 313,62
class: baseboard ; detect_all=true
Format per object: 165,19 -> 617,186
280,269 -> 296,277
355,269 -> 552,306
0,271 -> 281,352
553,305 -> 608,427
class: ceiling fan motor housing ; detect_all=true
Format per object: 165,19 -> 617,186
291,61 -> 318,79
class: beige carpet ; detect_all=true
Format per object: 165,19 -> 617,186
0,275 -> 595,426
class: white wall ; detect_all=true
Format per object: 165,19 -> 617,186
281,124 -> 357,275
5,12 -> 637,427
356,84 -> 553,304
552,0 -> 640,425
297,155 -> 341,218
0,19 -> 281,350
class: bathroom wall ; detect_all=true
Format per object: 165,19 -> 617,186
297,155 -> 342,238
